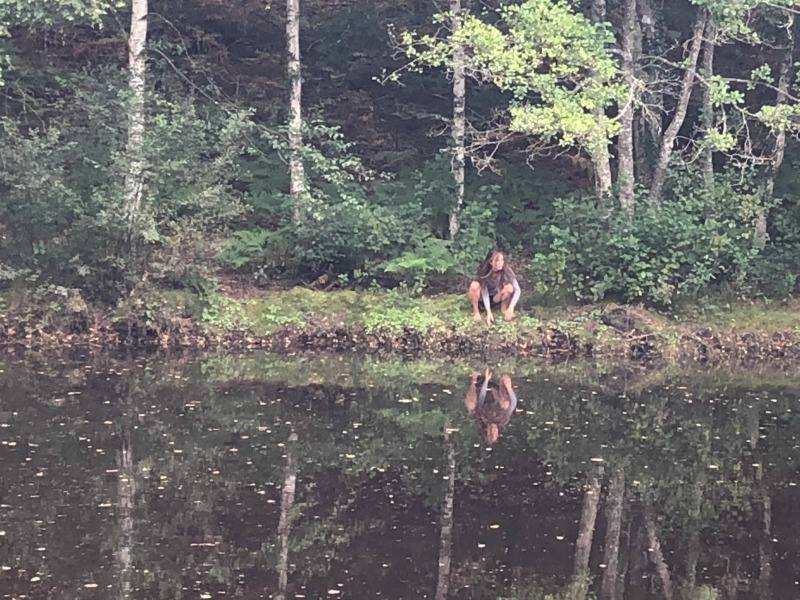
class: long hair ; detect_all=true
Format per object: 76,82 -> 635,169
476,248 -> 515,287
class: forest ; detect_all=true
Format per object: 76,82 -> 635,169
1,0 -> 799,344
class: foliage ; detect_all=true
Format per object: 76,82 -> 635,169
532,176 -> 762,306
0,71 -> 250,302
402,0 -> 624,158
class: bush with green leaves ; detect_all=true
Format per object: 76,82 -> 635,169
532,177 -> 762,306
0,71 -> 251,302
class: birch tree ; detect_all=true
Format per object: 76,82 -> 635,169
287,0 -> 307,222
701,17 -> 717,189
402,0 -> 623,200
588,0 -> 613,197
448,0 -> 467,240
648,12 -> 707,206
617,0 -> 637,212
122,0 -> 148,238
754,13 -> 795,250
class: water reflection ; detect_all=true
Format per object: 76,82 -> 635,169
0,353 -> 799,599
464,369 -> 518,446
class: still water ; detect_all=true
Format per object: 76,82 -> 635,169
0,352 -> 798,599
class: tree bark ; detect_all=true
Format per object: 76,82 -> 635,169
589,0 -> 612,198
648,12 -> 707,206
275,432 -> 298,600
435,424 -> 456,600
600,468 -> 625,600
448,0 -> 467,240
123,0 -> 148,239
701,17 -> 717,190
643,498 -> 674,600
617,0 -> 637,213
755,13 -> 795,250
287,0 -> 307,222
568,474 -> 602,600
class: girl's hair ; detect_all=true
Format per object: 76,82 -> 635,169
476,248 -> 514,283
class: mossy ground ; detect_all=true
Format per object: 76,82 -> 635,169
2,286 -> 799,361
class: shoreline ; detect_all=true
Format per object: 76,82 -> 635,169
1,288 -> 799,364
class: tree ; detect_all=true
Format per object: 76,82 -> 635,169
122,0 -> 148,239
448,0 -> 467,239
402,0 -> 624,199
588,0 -> 613,197
755,12 -> 795,250
287,0 -> 307,222
648,12 -> 707,206
617,0 -> 638,212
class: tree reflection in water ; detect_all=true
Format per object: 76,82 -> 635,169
0,354 -> 799,599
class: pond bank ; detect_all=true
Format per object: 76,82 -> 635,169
1,287 -> 799,363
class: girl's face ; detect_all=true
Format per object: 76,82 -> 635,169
490,252 -> 505,272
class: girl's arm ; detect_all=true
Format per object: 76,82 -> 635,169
481,284 -> 492,312
509,278 -> 521,310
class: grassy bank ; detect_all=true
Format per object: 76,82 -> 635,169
1,286 -> 799,362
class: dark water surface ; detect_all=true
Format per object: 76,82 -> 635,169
1,352 -> 799,599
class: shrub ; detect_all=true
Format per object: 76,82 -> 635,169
532,178 -> 761,306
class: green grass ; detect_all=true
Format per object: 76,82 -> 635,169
177,287 -> 800,358
674,298 -> 800,332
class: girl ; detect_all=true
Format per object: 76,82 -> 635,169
468,249 -> 521,324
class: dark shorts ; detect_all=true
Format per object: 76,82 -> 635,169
479,291 -> 502,311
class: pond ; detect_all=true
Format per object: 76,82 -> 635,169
0,352 -> 798,599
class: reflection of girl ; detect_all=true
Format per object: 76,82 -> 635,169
465,369 -> 518,445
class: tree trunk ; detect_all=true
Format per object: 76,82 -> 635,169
275,432 -> 298,600
643,498 -> 674,600
589,0 -> 612,198
617,0 -> 637,213
435,424 -> 456,600
701,17 -> 717,190
755,13 -> 794,250
648,12 -> 707,206
600,468 -> 625,600
448,0 -> 467,240
568,475 -> 602,600
287,0 -> 307,222
123,0 -> 148,239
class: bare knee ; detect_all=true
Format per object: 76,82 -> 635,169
468,281 -> 481,298
500,284 -> 514,299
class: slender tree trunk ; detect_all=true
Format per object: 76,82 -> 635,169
589,0 -> 612,198
701,17 -> 717,190
435,423 -> 456,600
287,0 -> 307,222
637,0 -> 661,180
448,0 -> 467,240
618,0 -> 637,213
123,0 -> 148,239
643,498 -> 674,600
648,12 -> 707,206
755,13 -> 795,250
568,475 -> 602,600
275,432 -> 298,600
600,468 -> 625,600
116,426 -> 135,600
